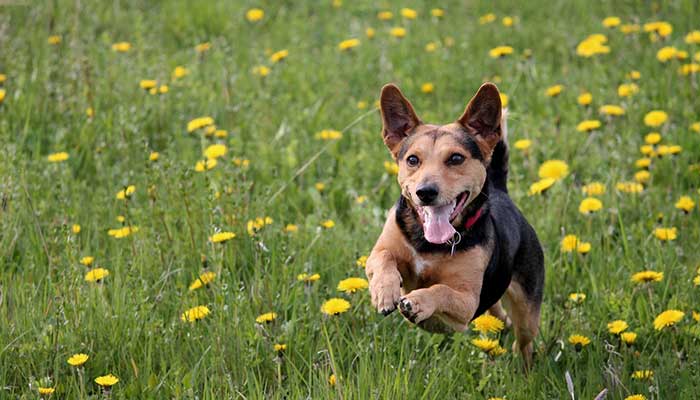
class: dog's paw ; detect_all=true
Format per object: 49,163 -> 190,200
369,271 -> 402,316
398,291 -> 435,324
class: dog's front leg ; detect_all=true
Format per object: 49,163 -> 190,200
398,284 -> 478,331
366,249 -> 402,315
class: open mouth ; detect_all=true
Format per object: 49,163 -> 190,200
415,191 -> 470,244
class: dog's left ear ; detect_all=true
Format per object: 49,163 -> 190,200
380,84 -> 422,158
457,83 -> 502,159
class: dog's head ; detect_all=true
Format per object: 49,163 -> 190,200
380,83 -> 503,244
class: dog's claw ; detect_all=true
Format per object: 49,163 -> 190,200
380,307 -> 395,316
398,297 -> 417,322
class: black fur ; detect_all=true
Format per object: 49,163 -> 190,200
395,139 -> 544,321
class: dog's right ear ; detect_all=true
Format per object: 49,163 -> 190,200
380,84 -> 421,158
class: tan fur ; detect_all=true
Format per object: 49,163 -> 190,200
367,207 -> 490,332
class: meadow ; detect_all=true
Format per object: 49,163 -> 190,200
1,0 -> 700,398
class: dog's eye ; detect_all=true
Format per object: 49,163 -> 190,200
406,155 -> 420,167
447,153 -> 465,165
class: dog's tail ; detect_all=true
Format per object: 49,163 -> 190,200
488,108 -> 509,192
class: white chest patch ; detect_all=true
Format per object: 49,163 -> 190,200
409,247 -> 433,276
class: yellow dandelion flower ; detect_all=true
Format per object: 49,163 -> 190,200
693,275 -> 700,286
634,170 -> 650,183
602,17 -> 621,28
576,119 -> 601,132
80,256 -> 94,266
0,88 -> 5,103
679,63 -> 700,76
181,305 -> 210,322
365,27 -> 376,39
502,16 -> 514,27
316,129 -> 343,140
47,152 -> 69,162
631,270 -> 663,283
618,83 -> 639,97
576,34 -> 610,57
635,158 -> 652,169
620,24 -> 640,34
631,370 -> 653,380
85,268 -> 109,282
48,35 -> 62,45
653,309 -> 684,330
644,132 -> 662,145
489,345 -> 507,357
377,11 -> 393,20
107,226 -> 139,238
582,182 -> 605,196
654,227 -> 677,241
95,374 -> 119,387
195,42 -> 211,53
67,353 -> 89,366
545,84 -> 563,97
273,343 -> 287,352
252,65 -> 270,77
577,92 -> 593,106
400,8 -> 417,19
686,30 -> 700,44
139,80 -> 157,90
489,46 -> 514,58
320,219 -> 335,229
329,374 -> 337,385
431,8 -> 444,17
674,196 -> 695,213
471,337 -> 499,352
38,387 -> 55,395
384,161 -> 399,175
246,8 -> 264,22
528,178 -> 556,195
355,195 -> 367,204
389,27 -> 407,38
421,82 -> 434,93
607,320 -> 628,335
189,271 -> 216,291
472,313 -> 505,334
644,21 -> 673,37
616,182 -> 644,194
479,13 -> 496,25
568,292 -> 586,303
256,312 -> 277,324
338,38 -> 360,51
577,242 -> 591,254
111,42 -> 131,52
561,235 -> 579,252
620,332 -> 637,345
321,298 -> 351,315
187,116 -> 214,132
656,46 -> 678,62
297,273 -> 320,283
209,231 -> 235,243
172,66 -> 189,79
599,104 -> 625,116
270,49 -> 289,63
514,139 -> 531,151
538,160 -> 569,180
195,158 -> 217,172
116,185 -> 136,200
337,277 -> 369,293
72,224 -> 81,234
499,93 -> 508,107
627,70 -> 641,80
283,224 -> 298,233
356,255 -> 368,268
644,110 -> 668,127
204,144 -> 227,159
624,395 -> 646,400
568,334 -> 591,350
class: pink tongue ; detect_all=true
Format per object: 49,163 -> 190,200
422,204 -> 456,244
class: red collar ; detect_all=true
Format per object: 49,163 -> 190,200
465,208 -> 484,229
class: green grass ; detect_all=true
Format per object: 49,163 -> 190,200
1,0 -> 700,398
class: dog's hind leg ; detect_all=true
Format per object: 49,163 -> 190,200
504,280 -> 541,370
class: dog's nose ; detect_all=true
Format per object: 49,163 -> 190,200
416,185 -> 439,204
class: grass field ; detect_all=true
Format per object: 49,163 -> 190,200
1,1 -> 700,398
